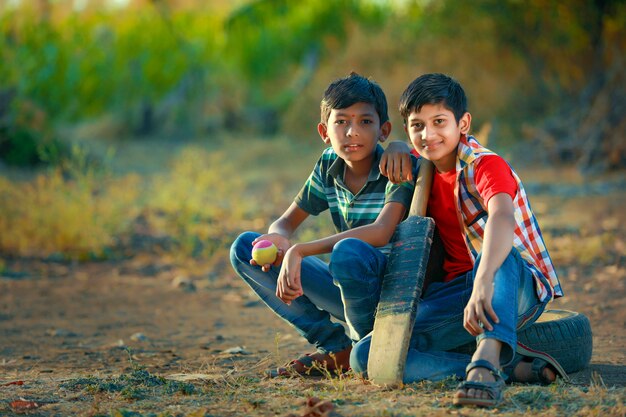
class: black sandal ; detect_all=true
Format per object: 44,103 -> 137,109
453,359 -> 506,408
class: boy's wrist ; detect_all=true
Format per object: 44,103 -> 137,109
474,269 -> 496,283
289,242 -> 305,255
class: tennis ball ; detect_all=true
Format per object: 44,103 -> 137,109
252,240 -> 278,265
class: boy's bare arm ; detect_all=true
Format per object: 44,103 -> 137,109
276,201 -> 407,304
251,203 -> 309,272
464,193 -> 516,336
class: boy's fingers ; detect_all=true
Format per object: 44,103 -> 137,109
277,274 -> 288,295
276,284 -> 283,299
379,155 -> 389,175
382,154 -> 395,176
484,302 -> 499,326
393,161 -> 403,183
463,310 -> 475,335
292,273 -> 301,290
475,306 -> 491,332
466,307 -> 485,335
380,155 -> 394,179
468,320 -> 481,336
277,286 -> 296,304
277,289 -> 291,305
394,155 -> 405,182
273,250 -> 284,267
404,155 -> 413,181
251,258 -> 275,273
280,289 -> 300,304
394,157 -> 403,182
464,319 -> 479,336
280,280 -> 300,298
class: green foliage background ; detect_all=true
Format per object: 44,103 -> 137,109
2,0 -> 623,141
0,0 -> 624,260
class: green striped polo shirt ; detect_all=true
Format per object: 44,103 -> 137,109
295,144 -> 415,254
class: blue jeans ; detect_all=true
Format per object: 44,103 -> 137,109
350,249 -> 549,383
229,232 -> 388,354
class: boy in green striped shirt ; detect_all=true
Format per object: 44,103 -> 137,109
230,73 -> 415,377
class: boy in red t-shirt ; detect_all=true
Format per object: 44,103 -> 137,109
351,73 -> 565,407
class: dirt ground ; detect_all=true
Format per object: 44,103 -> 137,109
1,178 -> 625,416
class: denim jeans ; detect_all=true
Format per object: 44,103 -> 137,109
229,232 -> 388,354
350,249 -> 549,383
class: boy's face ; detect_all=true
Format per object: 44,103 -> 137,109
318,102 -> 391,167
404,103 -> 471,172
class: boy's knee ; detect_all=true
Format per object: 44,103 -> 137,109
230,231 -> 257,265
331,238 -> 363,260
349,336 -> 372,376
329,238 -> 369,274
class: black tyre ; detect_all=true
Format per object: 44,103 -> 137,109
517,309 -> 593,374
451,310 -> 593,374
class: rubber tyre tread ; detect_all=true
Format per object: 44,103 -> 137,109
517,310 -> 592,374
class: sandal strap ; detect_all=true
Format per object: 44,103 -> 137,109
531,358 -> 552,385
456,380 -> 504,400
465,359 -> 504,382
288,353 -> 315,368
515,342 -> 570,382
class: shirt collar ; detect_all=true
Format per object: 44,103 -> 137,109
457,134 -> 477,170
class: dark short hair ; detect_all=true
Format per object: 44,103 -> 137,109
320,72 -> 389,124
399,73 -> 467,123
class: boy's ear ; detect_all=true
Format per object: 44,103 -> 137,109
378,121 -> 392,143
459,112 -> 472,134
318,123 -> 331,144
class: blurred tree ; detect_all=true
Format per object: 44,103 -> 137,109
419,0 -> 625,171
0,0 -> 623,171
221,0 -> 386,134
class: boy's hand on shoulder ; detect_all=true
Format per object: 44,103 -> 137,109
463,276 -> 499,336
380,141 -> 413,184
276,245 -> 305,305
250,233 -> 291,272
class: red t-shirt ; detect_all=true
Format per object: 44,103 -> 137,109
426,155 -> 518,281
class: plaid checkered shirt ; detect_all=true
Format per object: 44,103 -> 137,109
454,135 -> 563,302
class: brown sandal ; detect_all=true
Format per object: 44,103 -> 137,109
266,351 -> 350,378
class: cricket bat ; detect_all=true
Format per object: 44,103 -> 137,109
367,158 -> 435,386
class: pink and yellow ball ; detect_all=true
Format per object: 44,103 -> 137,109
252,240 -> 278,265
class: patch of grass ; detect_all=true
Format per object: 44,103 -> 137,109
60,376 -> 124,393
508,386 -> 555,411
61,352 -> 199,406
109,411 -> 175,417
0,135 -> 334,261
119,368 -> 166,388
165,380 -> 196,396
119,385 -> 146,401
58,365 -> 626,416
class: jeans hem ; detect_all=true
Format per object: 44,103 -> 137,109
476,332 -> 517,366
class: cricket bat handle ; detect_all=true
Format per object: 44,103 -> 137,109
408,159 -> 435,218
